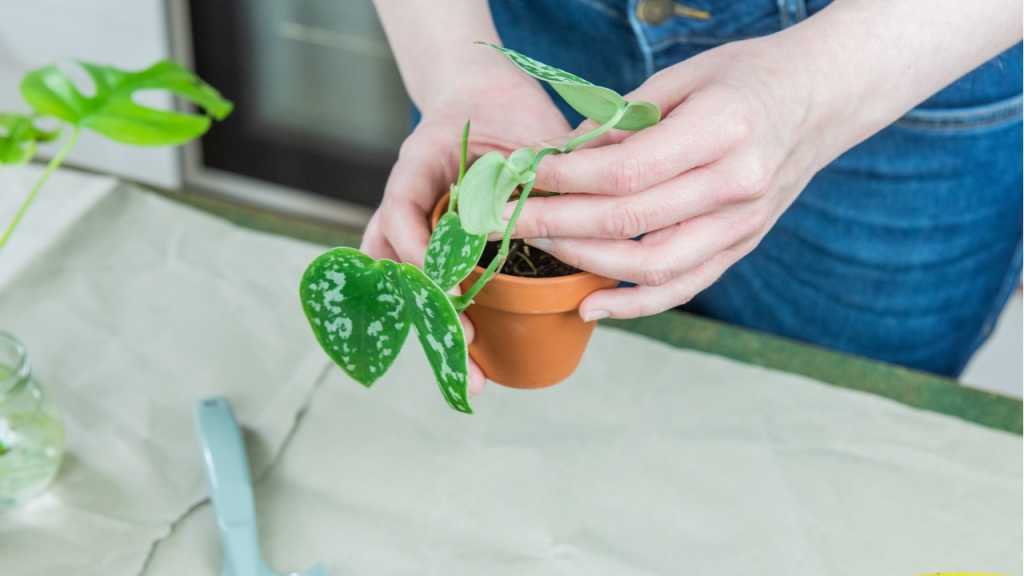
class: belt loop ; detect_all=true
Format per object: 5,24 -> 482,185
777,0 -> 808,28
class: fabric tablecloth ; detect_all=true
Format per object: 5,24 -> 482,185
1,167 -> 1021,576
1,167 -> 331,575
146,334 -> 1022,576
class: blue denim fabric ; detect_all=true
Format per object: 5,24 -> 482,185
490,0 -> 1023,377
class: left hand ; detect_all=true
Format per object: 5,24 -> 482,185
510,37 -> 828,321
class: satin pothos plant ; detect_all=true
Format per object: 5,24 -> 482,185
300,44 -> 661,413
0,60 -> 231,249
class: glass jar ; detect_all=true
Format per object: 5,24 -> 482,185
0,331 -> 64,508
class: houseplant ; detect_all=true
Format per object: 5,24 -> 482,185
0,59 -> 231,505
301,44 -> 662,413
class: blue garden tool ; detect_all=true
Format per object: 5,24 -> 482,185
195,397 -> 328,576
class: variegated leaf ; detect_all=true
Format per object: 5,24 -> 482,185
458,148 -> 536,235
424,211 -> 486,292
300,247 -> 409,386
481,43 -> 660,131
398,264 -> 473,414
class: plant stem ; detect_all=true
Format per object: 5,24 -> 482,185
453,178 -> 537,312
448,105 -> 627,311
561,105 -> 626,153
449,119 -> 471,215
0,126 -> 80,250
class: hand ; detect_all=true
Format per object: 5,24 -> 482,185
361,74 -> 570,392
509,38 -> 826,321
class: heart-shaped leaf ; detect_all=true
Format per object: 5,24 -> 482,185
20,59 -> 232,146
0,113 -> 57,165
300,247 -> 410,386
481,43 -> 660,131
301,247 -> 473,413
457,148 -> 536,235
397,264 -> 472,413
424,211 -> 486,292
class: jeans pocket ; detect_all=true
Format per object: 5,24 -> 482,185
895,94 -> 1023,135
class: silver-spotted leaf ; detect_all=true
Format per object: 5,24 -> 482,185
397,264 -> 472,414
424,212 -> 486,292
21,59 -> 232,146
0,113 -> 57,165
458,148 -> 536,235
482,43 -> 659,131
300,247 -> 410,386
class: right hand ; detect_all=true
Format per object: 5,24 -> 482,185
360,74 -> 571,392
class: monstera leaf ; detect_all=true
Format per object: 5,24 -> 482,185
0,113 -> 57,165
481,43 -> 660,131
20,59 -> 232,145
300,247 -> 472,413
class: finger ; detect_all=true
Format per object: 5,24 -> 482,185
468,361 -> 486,395
509,165 -> 722,239
378,158 -> 441,267
533,91 -> 742,196
460,314 -> 475,344
360,209 -> 399,260
524,206 -> 750,286
579,237 -> 756,320
543,118 -> 628,152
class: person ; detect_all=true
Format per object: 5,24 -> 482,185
363,0 -> 1023,393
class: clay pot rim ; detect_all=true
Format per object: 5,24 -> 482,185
431,192 -> 593,286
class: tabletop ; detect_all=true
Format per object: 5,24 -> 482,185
1,167 -> 1020,576
168,184 -> 1023,435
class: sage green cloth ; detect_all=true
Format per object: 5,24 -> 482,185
0,167 -> 329,575
147,330 -> 1022,576
1,168 -> 1020,576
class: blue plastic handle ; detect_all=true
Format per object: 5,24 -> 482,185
195,397 -> 267,576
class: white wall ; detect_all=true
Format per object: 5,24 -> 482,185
0,0 -> 180,188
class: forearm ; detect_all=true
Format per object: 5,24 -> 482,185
372,0 -> 521,112
771,0 -> 1022,168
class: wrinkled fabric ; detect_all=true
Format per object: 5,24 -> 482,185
146,329 -> 1022,576
0,167 -> 330,576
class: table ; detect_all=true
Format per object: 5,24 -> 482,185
1,167 -> 1020,576
172,184 -> 1022,435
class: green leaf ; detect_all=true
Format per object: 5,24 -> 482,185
397,264 -> 472,414
300,247 -> 473,414
481,43 -> 659,131
457,148 -> 536,235
0,113 -> 57,165
619,100 -> 662,131
300,247 -> 410,386
20,59 -> 232,146
424,212 -> 486,292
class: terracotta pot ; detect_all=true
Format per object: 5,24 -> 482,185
431,194 -> 616,389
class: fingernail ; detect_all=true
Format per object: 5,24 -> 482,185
525,238 -> 552,250
581,309 -> 609,322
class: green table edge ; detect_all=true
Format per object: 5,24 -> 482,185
164,186 -> 1023,436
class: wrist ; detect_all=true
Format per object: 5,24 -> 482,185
758,25 -> 881,172
416,66 -> 538,118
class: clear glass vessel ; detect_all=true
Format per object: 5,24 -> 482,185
0,332 -> 64,508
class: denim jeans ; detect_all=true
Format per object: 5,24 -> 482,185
489,0 -> 1023,377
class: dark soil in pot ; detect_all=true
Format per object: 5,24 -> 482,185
480,239 -> 578,278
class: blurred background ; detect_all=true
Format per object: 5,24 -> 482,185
0,0 -> 1019,396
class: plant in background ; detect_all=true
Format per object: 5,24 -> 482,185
0,59 -> 232,249
300,44 -> 662,413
